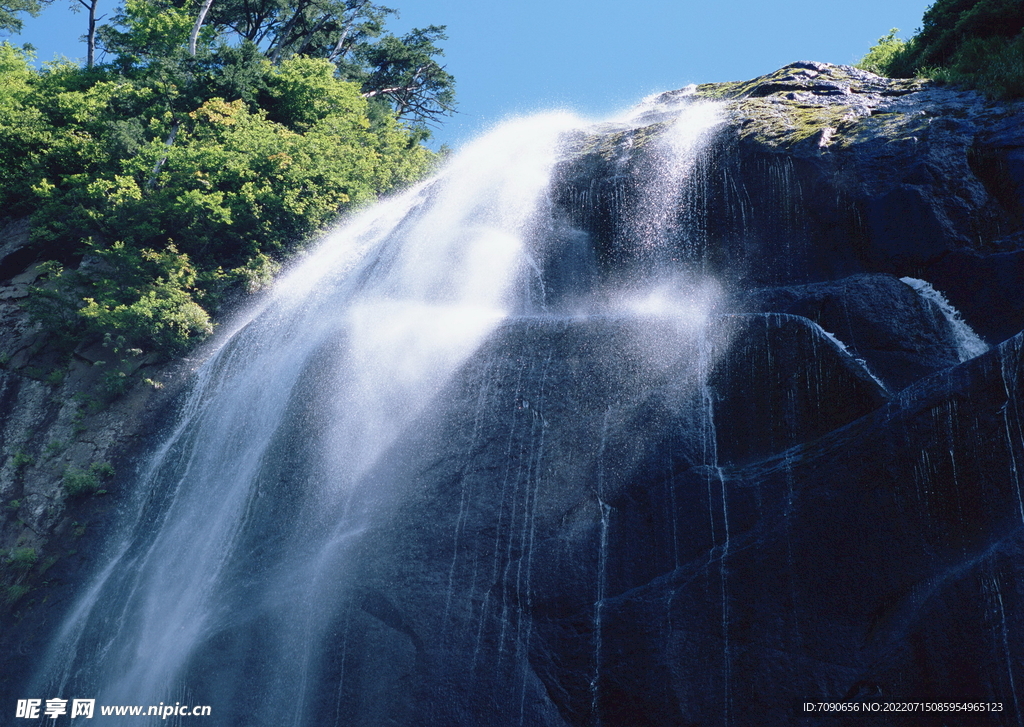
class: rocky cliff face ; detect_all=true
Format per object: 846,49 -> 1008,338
314,312 -> 1022,727
0,218 -> 185,673
4,62 -> 1024,725
556,61 -> 1024,343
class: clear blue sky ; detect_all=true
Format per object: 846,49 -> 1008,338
10,0 -> 932,149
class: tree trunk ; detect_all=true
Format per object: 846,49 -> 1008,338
79,0 -> 98,68
147,119 -> 180,188
189,0 -> 215,56
267,0 -> 311,64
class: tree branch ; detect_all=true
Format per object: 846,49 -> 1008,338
189,0 -> 215,56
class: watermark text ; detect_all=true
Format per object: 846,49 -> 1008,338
17,699 -> 211,720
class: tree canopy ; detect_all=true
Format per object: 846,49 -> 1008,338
0,0 -> 43,34
91,0 -> 455,127
4,0 -> 455,124
0,0 -> 449,376
858,0 -> 1024,99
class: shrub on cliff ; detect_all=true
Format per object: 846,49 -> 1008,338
859,0 -> 1024,99
856,29 -> 907,75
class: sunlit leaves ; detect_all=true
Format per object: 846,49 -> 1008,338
76,242 -> 214,354
1,34 -> 436,362
99,0 -> 196,68
861,0 -> 1024,99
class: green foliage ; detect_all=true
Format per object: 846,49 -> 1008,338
91,461 -> 115,478
925,33 -> 1024,99
3,583 -> 30,604
77,242 -> 212,355
862,0 -> 1024,99
73,391 -> 103,414
7,546 -> 38,571
188,0 -> 454,126
44,439 -> 67,456
265,55 -> 364,130
11,450 -> 33,470
0,0 -> 43,34
63,461 -> 114,498
21,262 -> 83,345
359,26 -> 455,126
857,29 -> 907,74
0,39 -> 34,99
0,43 -> 51,216
0,0 -> 438,367
902,0 -> 1023,70
99,0 -> 196,69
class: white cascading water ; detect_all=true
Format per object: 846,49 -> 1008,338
31,97 -> 725,724
900,277 -> 989,361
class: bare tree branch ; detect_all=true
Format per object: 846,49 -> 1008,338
189,0 -> 215,56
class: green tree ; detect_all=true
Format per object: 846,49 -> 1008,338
900,0 -> 1024,71
861,0 -> 1024,99
0,1 -> 442,366
0,0 -> 44,34
98,0 -> 197,70
0,42 -> 58,215
196,0 -> 393,64
166,0 -> 455,126
76,242 -> 213,355
359,25 -> 454,126
14,58 -> 433,359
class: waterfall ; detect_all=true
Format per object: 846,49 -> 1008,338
31,97 -> 726,725
900,276 -> 989,361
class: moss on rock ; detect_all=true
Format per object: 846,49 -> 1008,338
732,99 -> 857,147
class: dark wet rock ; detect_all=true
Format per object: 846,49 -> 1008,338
927,248 -> 1024,344
708,313 -> 888,463
0,218 -> 32,283
281,72 -> 1024,717
579,331 -> 1024,726
740,273 -> 975,391
244,315 -> 1024,727
552,62 -> 1024,343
